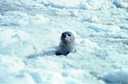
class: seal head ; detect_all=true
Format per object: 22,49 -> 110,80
56,31 -> 75,56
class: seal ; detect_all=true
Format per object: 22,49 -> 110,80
55,31 -> 75,56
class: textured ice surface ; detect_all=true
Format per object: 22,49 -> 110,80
0,0 -> 128,84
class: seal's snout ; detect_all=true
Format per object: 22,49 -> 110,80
61,32 -> 71,39
63,34 -> 71,41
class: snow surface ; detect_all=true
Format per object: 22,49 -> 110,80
0,0 -> 128,84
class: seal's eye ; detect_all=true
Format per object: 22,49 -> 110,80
62,33 -> 66,38
67,34 -> 71,36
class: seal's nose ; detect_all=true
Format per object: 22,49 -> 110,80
64,34 -> 71,42
65,35 -> 69,39
61,31 -> 73,43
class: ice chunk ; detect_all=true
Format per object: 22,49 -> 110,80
102,69 -> 128,84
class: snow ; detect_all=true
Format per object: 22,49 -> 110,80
0,0 -> 128,84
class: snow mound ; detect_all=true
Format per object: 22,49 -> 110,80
101,69 -> 128,84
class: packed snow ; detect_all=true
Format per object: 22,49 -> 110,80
0,0 -> 128,84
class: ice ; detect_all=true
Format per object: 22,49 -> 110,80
0,54 -> 25,73
112,0 -> 128,8
101,69 -> 128,84
0,28 -> 35,56
80,0 -> 112,10
48,0 -> 81,7
29,14 -> 50,25
0,73 -> 36,84
0,0 -> 128,84
0,11 -> 29,26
